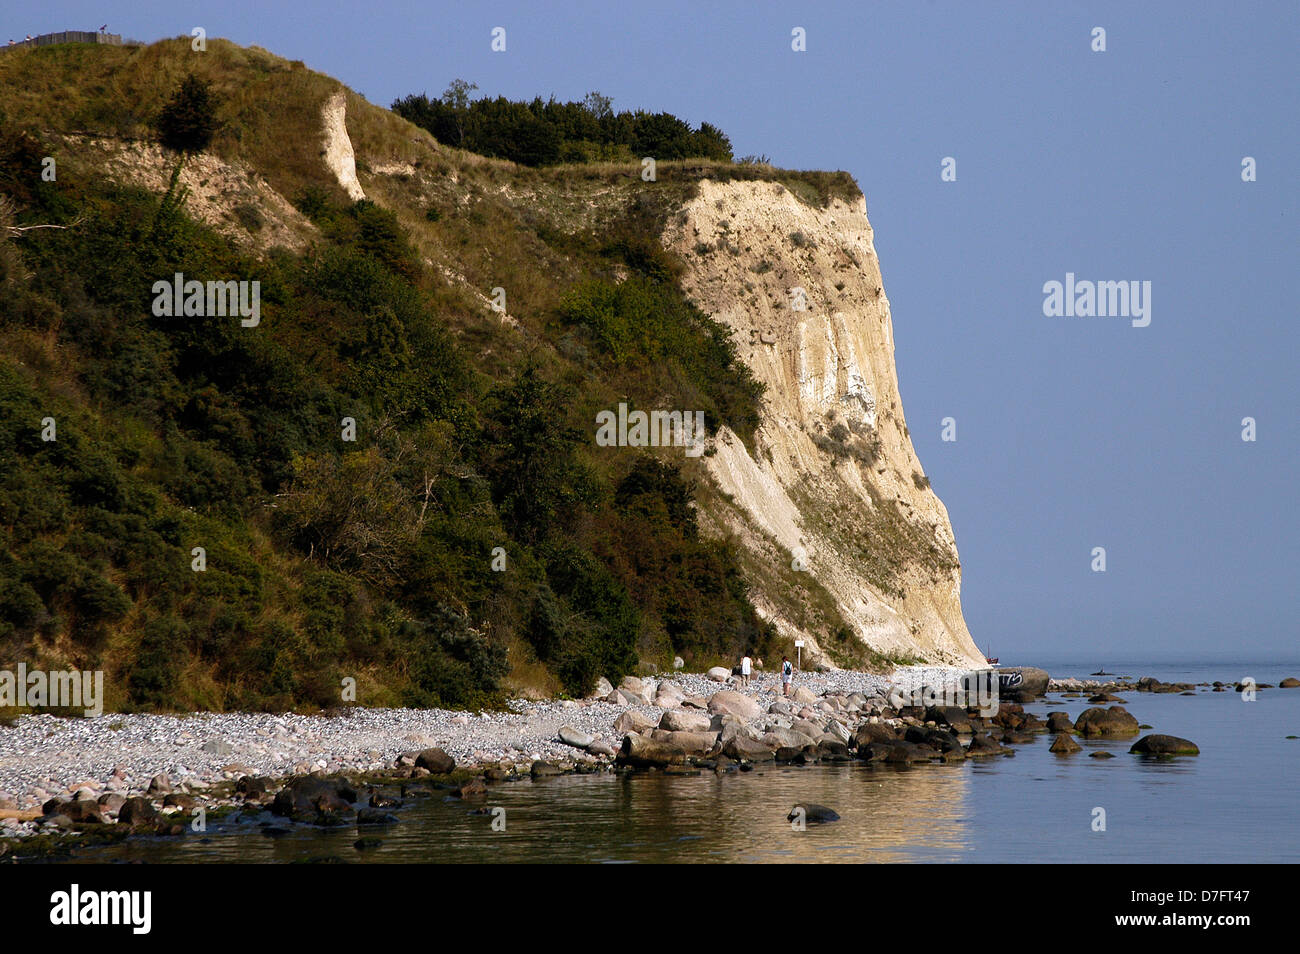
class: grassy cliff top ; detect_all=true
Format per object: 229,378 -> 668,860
0,37 -> 861,215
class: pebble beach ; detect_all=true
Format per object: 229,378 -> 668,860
0,666 -> 959,836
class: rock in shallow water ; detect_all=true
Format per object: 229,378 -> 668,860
1046,711 -> 1074,734
721,735 -> 774,762
788,803 -> 839,824
413,747 -> 456,774
1129,734 -> 1199,756
965,733 -> 1009,757
1074,706 -> 1140,737
1049,734 -> 1081,755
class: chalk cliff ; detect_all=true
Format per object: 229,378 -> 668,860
664,180 -> 984,669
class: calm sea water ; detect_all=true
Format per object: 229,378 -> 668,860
66,662 -> 1300,864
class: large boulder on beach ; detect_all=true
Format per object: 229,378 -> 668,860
590,677 -> 614,698
853,722 -> 900,748
713,713 -> 749,741
722,734 -> 775,762
614,710 -> 655,735
60,799 -> 104,824
764,727 -> 818,750
620,676 -> 657,705
1074,706 -> 1140,737
707,666 -> 731,682
815,739 -> 854,761
619,732 -> 688,767
822,720 -> 852,744
118,797 -> 159,828
791,686 -> 818,705
654,682 -> 687,708
708,690 -> 761,720
557,726 -> 594,749
791,718 -> 824,740
660,709 -> 712,733
97,792 -> 126,814
1130,734 -> 1199,756
926,706 -> 974,733
414,747 -> 456,774
650,729 -> 717,755
998,667 -> 1050,697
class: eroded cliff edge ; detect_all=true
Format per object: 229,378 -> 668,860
664,180 -> 984,669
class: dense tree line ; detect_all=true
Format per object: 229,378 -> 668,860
392,81 -> 733,166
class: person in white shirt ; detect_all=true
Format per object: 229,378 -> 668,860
740,654 -> 752,688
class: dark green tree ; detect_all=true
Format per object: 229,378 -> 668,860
480,365 -> 588,542
157,74 -> 217,154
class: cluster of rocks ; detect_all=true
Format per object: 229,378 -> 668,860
31,772 -> 201,836
602,669 -> 1205,771
611,683 -> 1040,769
1052,674 -> 1300,695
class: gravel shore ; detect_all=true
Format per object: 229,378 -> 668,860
0,666 -> 955,825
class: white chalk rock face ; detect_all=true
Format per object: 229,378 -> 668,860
321,90 -> 365,201
662,180 -> 984,669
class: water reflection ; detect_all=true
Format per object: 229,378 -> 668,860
72,762 -> 974,864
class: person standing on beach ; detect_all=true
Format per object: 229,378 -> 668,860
781,656 -> 793,696
740,653 -> 753,688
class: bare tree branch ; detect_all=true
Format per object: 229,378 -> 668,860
0,195 -> 83,238
3,217 -> 84,237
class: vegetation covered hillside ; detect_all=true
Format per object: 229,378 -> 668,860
0,37 -> 861,713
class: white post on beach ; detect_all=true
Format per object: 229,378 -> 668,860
795,639 -> 804,671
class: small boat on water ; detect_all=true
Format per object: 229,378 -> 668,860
985,646 -> 998,665
1090,669 -> 1112,676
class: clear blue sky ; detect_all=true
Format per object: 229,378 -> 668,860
11,1 -> 1297,664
